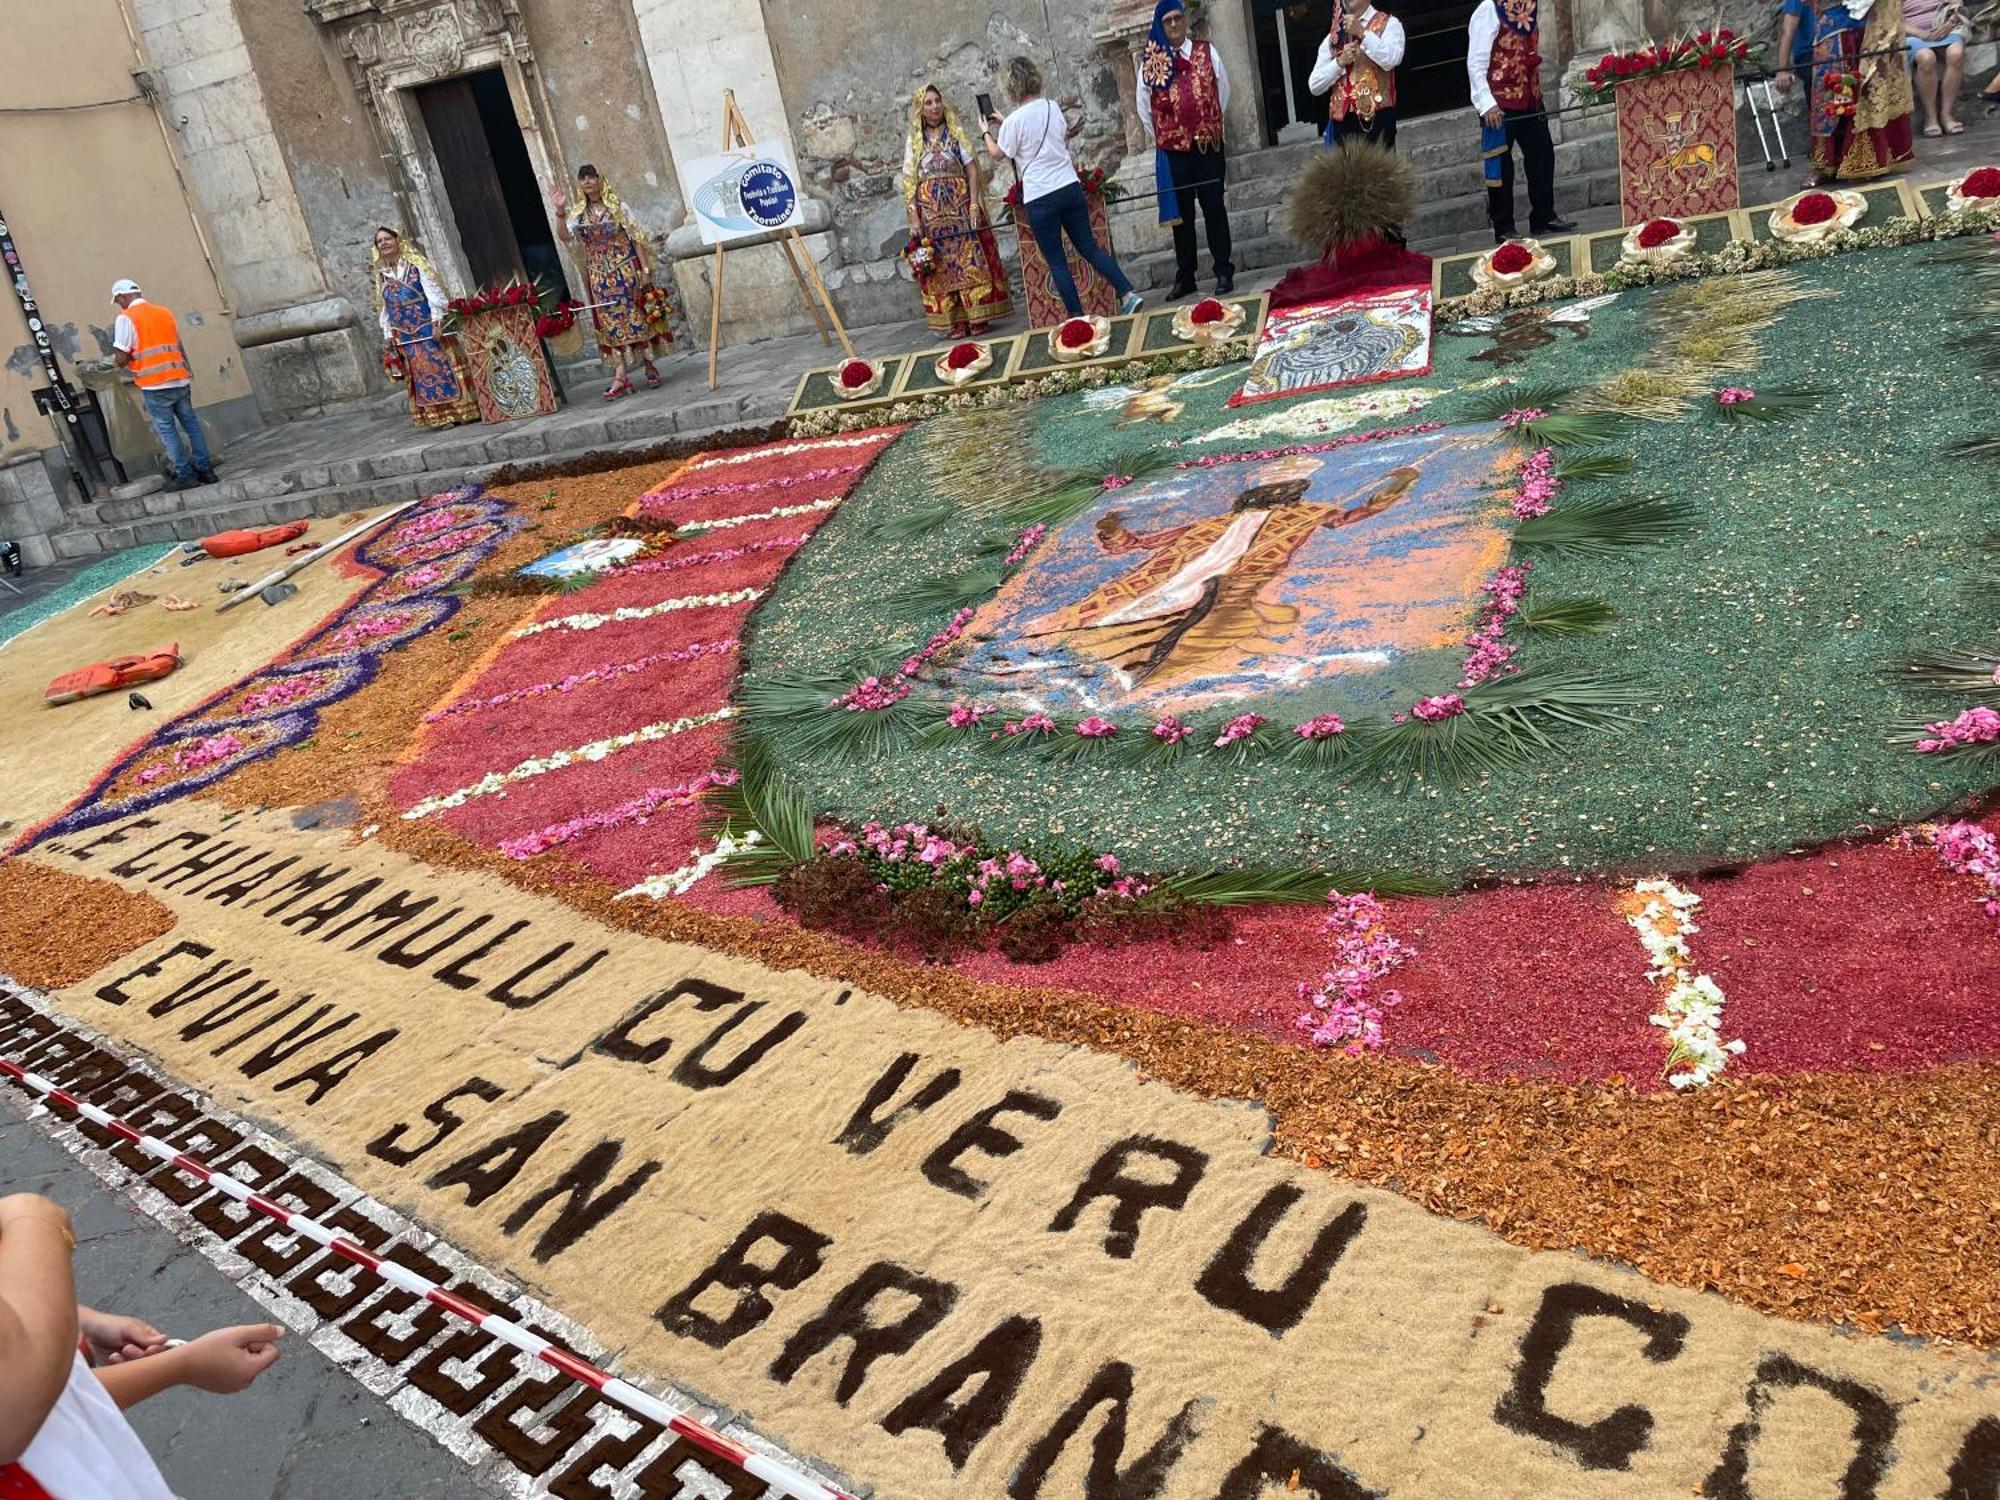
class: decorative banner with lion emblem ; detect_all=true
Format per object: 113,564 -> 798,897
1616,64 -> 1740,222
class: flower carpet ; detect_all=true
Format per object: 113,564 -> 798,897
0,232 -> 1997,1499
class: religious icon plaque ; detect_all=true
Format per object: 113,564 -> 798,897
1616,64 -> 1741,223
460,304 -> 560,424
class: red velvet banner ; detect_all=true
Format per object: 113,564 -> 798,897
1616,66 -> 1740,223
1011,190 -> 1121,330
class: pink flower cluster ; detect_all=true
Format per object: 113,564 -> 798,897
1915,706 -> 2000,754
998,711 -> 1058,738
1293,889 -> 1413,1055
1716,387 -> 1757,405
836,605 -> 978,713
647,464 -> 862,507
1499,407 -> 1548,429
1215,712 -> 1265,748
498,770 -> 739,860
426,638 -> 737,722
385,507 -> 464,550
946,701 -> 993,729
858,820 -> 970,869
617,536 -> 810,580
1005,525 -> 1048,567
1179,422 -> 1445,472
1294,714 -> 1347,741
397,562 -> 449,591
1075,715 -> 1119,740
1411,693 -> 1468,721
326,610 -> 416,652
1152,715 -> 1191,744
1101,474 -> 1135,491
1509,447 -> 1559,519
1930,821 -> 2000,919
1457,562 -> 1531,689
238,675 -> 320,715
135,732 -> 246,787
969,850 -> 1044,906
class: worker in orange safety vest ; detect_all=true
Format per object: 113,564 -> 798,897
112,279 -> 218,492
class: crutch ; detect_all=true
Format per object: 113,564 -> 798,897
1745,76 -> 1778,171
1752,76 -> 1793,170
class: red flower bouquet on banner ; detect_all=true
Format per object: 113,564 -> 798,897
832,357 -> 884,400
534,298 -> 583,340
934,340 -> 993,386
1049,315 -> 1112,361
1579,29 -> 1754,104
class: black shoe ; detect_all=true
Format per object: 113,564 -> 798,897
0,540 -> 21,577
196,468 -> 219,485
1530,215 -> 1579,234
169,474 -> 198,492
1167,279 -> 1196,303
1493,226 -> 1518,245
1215,273 -> 1236,295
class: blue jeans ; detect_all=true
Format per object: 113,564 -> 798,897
1023,181 -> 1133,318
141,385 -> 212,480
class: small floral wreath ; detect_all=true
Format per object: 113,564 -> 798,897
1171,297 -> 1247,343
1049,316 -> 1113,362
1620,216 -> 1697,266
935,341 -> 993,386
1471,237 -> 1556,289
1945,166 -> 2000,216
1769,188 -> 1866,242
833,357 -> 884,400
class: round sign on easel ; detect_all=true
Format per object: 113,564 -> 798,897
738,160 -> 798,229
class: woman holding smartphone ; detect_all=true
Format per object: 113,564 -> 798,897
982,58 -> 1143,322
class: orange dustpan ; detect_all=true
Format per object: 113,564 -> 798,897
44,644 -> 183,706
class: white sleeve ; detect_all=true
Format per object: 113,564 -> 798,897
113,313 -> 137,354
1364,16 -> 1407,69
1467,2 -> 1500,116
1136,66 -> 1156,139
1308,36 -> 1342,94
1212,44 -> 1231,115
377,288 -> 391,342
419,266 -> 450,322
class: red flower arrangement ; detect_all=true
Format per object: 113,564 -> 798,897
1056,317 -> 1099,351
1792,192 -> 1839,226
637,284 -> 673,327
1580,29 -> 1753,102
534,297 -> 583,340
1490,242 -> 1535,275
1636,218 -> 1682,248
944,342 -> 984,371
836,358 -> 877,390
443,277 -> 560,333
1958,167 -> 2000,199
1189,297 -> 1229,325
381,345 -> 407,382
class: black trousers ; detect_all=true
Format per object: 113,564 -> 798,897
1164,147 -> 1234,283
1330,106 -> 1398,151
1484,107 -> 1557,236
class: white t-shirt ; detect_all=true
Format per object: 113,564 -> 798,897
9,1353 -> 176,1499
995,98 -> 1078,204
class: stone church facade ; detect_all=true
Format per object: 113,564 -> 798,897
0,0 -> 1878,472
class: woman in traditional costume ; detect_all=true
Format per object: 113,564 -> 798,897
551,165 -> 676,400
371,228 -> 479,430
901,85 -> 1014,338
1787,0 -> 1914,181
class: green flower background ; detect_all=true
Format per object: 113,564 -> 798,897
747,243 -> 1997,886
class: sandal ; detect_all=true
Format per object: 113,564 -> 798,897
967,321 -> 992,336
602,376 -> 633,401
643,360 -> 662,388
1945,119 -> 1965,134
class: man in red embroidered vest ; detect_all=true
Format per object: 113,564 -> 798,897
1138,0 -> 1236,300
1311,0 -> 1407,150
1466,0 -> 1576,243
111,279 -> 219,493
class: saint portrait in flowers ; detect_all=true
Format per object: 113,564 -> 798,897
952,427 -> 1514,712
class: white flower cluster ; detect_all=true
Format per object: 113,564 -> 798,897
615,829 -> 763,900
688,435 -> 887,470
512,587 -> 763,638
677,497 -> 843,535
401,707 -> 736,819
1626,877 -> 1745,1090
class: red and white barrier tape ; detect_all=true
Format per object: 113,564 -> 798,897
0,1055 -> 857,1500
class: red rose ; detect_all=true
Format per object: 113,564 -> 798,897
1189,297 -> 1228,325
1490,242 -> 1535,274
1792,191 -> 1840,225
837,358 -> 876,388
1960,167 -> 2000,198
1636,217 -> 1682,248
944,341 -> 983,370
1056,317 -> 1098,350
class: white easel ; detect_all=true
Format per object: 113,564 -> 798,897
706,90 -> 855,390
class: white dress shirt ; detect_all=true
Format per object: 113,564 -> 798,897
1135,38 -> 1233,139
1466,0 -> 1503,116
1308,8 -> 1408,96
996,97 -> 1081,203
376,261 -> 450,341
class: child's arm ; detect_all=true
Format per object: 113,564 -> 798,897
95,1324 -> 284,1411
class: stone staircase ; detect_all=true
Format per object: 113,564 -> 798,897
1109,108 -> 1623,291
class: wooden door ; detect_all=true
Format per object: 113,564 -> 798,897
415,75 -> 525,290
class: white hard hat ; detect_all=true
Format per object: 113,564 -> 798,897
111,279 -> 142,299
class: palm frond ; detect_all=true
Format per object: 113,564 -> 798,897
737,673 -> 916,761
1714,388 -> 1828,423
996,450 -> 1180,532
1553,451 -> 1636,481
1357,670 -> 1644,787
1516,412 -> 1624,448
1922,240 -> 2000,265
705,741 -> 818,886
1949,433 -> 2000,461
1517,597 -> 1617,634
1511,494 -> 1698,556
885,561 -> 1006,617
1886,720 -> 2000,764
1460,383 -> 1575,424
1163,865 -> 1440,905
1890,648 -> 2000,700
1283,725 -> 1372,766
868,503 -> 958,542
